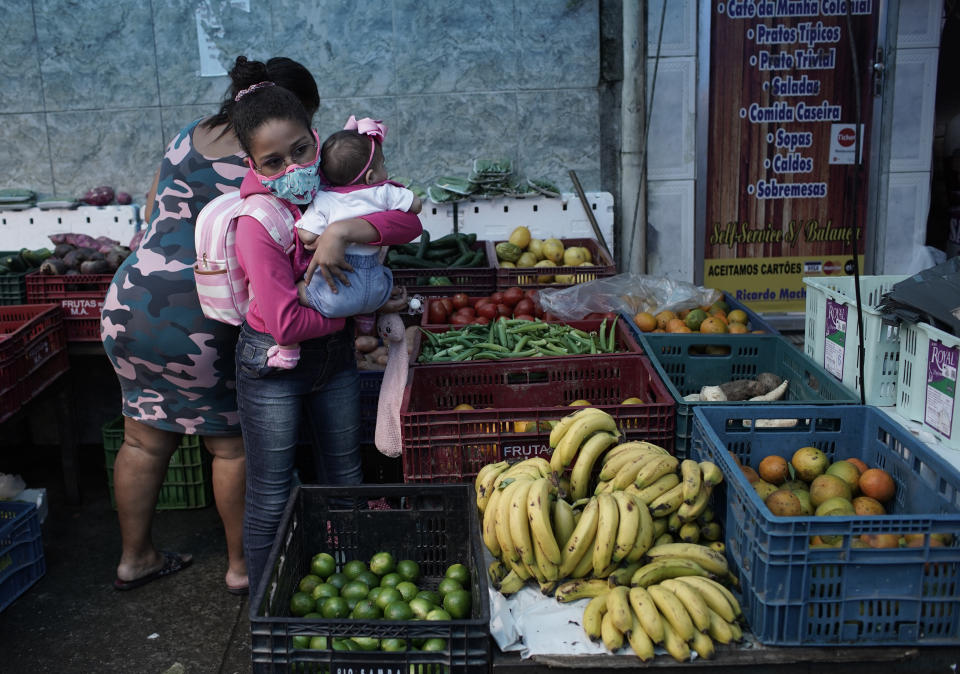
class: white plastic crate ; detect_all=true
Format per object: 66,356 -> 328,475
803,275 -> 907,405
896,320 -> 960,450
0,205 -> 140,250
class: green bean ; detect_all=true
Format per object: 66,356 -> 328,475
472,342 -> 509,352
452,347 -> 481,361
419,328 -> 440,347
607,316 -> 619,352
513,335 -> 531,352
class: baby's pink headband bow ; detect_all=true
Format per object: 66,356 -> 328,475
344,116 -> 388,185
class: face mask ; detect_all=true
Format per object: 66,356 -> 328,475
251,130 -> 322,204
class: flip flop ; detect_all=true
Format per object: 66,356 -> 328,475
226,583 -> 249,596
113,551 -> 193,591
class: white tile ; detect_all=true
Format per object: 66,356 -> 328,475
647,0 -> 697,57
889,48 -> 938,173
881,171 -> 931,274
896,0 -> 942,48
645,180 -> 695,281
646,57 -> 696,180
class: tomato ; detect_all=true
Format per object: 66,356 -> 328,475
513,298 -> 535,317
452,293 -> 469,310
476,303 -> 499,320
502,287 -> 524,307
427,301 -> 448,324
514,314 -> 535,321
439,298 -> 455,315
524,289 -> 539,302
454,306 -> 475,320
496,303 -> 512,317
473,316 -> 490,325
490,291 -> 505,304
450,313 -> 471,325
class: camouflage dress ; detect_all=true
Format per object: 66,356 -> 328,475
101,119 -> 248,435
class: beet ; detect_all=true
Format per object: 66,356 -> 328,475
116,192 -> 132,205
53,243 -> 75,258
80,259 -> 112,274
82,185 -> 114,206
40,257 -> 67,275
61,250 -> 83,269
48,233 -> 69,245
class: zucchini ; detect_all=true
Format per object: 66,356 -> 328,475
388,254 -> 438,269
415,230 -> 431,259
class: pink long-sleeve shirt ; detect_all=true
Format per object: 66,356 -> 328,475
234,170 -> 422,344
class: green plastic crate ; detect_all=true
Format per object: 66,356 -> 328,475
102,416 -> 213,510
0,251 -> 36,305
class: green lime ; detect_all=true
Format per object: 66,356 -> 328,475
395,581 -> 419,602
369,551 -> 396,576
351,598 -> 382,619
355,570 -> 381,588
350,636 -> 380,651
292,635 -> 311,649
416,590 -> 442,606
331,637 -> 357,651
375,587 -> 403,610
426,607 -> 452,621
383,600 -> 414,620
379,572 -> 403,589
310,552 -> 336,579
298,574 -> 323,594
367,586 -> 383,603
326,572 -> 349,590
396,559 -> 421,582
342,559 -> 368,580
445,563 -> 470,586
308,635 -> 328,650
290,592 -> 315,617
380,637 -> 407,652
340,579 -> 371,601
310,582 -> 339,601
443,589 -> 472,619
408,596 -> 435,619
437,577 -> 463,595
422,637 -> 447,651
345,596 -> 360,611
304,612 -> 323,619
320,595 -> 350,619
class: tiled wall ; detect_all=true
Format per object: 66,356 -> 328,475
0,0 -> 602,202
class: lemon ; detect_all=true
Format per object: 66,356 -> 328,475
568,399 -> 592,406
500,260 -> 516,268
527,239 -> 544,259
508,226 -> 531,249
562,247 -> 586,266
517,252 -> 538,267
541,238 -> 564,263
578,246 -> 593,262
621,397 -> 644,404
453,403 -> 474,411
534,259 -> 556,283
554,274 -> 574,284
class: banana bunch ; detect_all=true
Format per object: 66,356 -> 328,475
547,408 -> 621,477
557,568 -> 744,661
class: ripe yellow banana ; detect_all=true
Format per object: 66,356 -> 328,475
602,440 -> 668,463
634,454 -> 679,489
533,534 -> 561,582
667,511 -> 682,533
581,592 -> 607,641
628,586 -> 664,644
690,629 -> 715,660
728,617 -> 743,641
482,485 -> 504,557
495,479 -> 525,565
526,456 -> 554,477
610,453 -> 661,491
680,459 -> 702,505
630,557 -> 714,588
652,516 -> 668,539
600,610 -> 625,652
708,541 -> 726,554
661,578 -> 711,631
607,561 -> 643,588
626,612 -> 655,660
631,472 -> 681,504
527,477 -> 562,565
706,607 -> 735,644
678,522 -> 700,543
593,480 -> 613,495
552,498 -> 577,548
497,568 -> 527,595
508,478 -> 536,567
687,574 -> 741,618
644,542 -> 730,578
593,492 -> 620,576
648,482 -> 685,517
538,579 -> 558,596
610,491 -> 640,564
677,482 -> 713,522
699,506 -> 715,523
648,583 -> 695,643
700,521 -> 722,541
475,460 -> 509,511
570,544 -> 596,578
554,578 -> 611,603
550,410 -> 620,472
674,576 -> 737,623
700,460 -> 724,487
549,406 -> 608,448
660,616 -> 692,663
653,532 -> 674,546
606,585 -> 633,633
558,497 -> 599,577
625,495 -> 654,563
488,559 -> 508,586
569,431 -> 619,500
598,447 -> 648,481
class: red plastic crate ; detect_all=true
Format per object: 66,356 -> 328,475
25,272 -> 113,341
385,241 -> 495,297
400,354 -> 675,483
410,318 -> 643,366
0,304 -> 65,404
0,347 -> 69,425
488,237 -> 616,290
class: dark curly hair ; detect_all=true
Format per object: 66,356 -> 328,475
320,130 -> 382,186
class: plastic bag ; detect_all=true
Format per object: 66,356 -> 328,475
537,273 -> 722,321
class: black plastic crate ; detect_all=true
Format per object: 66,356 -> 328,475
251,484 -> 490,674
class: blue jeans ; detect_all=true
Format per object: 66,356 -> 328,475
235,322 -> 361,599
302,253 -> 393,317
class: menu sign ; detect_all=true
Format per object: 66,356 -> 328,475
704,1 -> 879,312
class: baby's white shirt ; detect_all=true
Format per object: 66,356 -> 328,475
299,183 -> 415,255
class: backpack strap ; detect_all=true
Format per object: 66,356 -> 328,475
236,193 -> 298,253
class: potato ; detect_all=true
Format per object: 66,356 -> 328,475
355,336 -> 380,353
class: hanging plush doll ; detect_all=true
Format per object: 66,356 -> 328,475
374,311 -> 407,458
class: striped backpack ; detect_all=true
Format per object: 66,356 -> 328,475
194,191 -> 297,325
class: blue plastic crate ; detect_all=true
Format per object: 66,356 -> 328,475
689,404 -> 960,646
0,501 -> 45,613
633,333 -> 859,457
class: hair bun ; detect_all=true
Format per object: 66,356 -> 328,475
229,55 -> 269,90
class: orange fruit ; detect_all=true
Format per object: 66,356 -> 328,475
861,533 -> 900,549
673,325 -> 692,332
666,318 -> 687,333
700,316 -> 728,334
852,496 -> 885,515
844,457 -> 868,475
634,312 -> 657,332
652,328 -> 666,333
859,468 -> 896,503
677,308 -> 691,319
757,455 -> 790,485
655,310 -> 677,330
740,465 -> 760,483
727,322 -> 748,334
